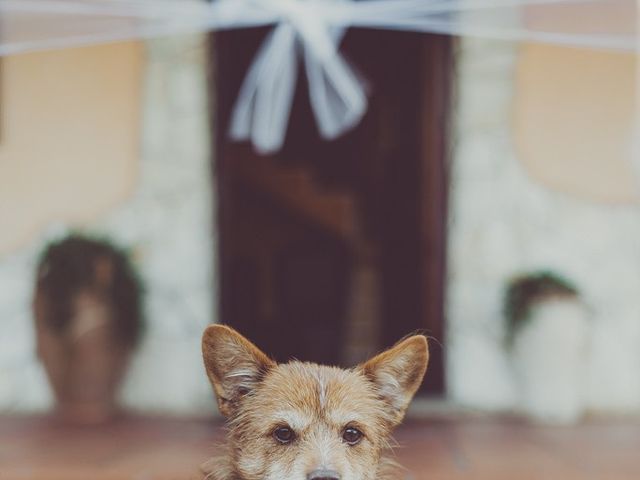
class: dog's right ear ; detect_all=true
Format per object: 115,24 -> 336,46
358,335 -> 428,426
202,324 -> 275,417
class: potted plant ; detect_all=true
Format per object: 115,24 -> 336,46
504,271 -> 589,424
33,234 -> 144,424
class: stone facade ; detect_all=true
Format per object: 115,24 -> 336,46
0,34 -> 217,415
448,37 -> 640,414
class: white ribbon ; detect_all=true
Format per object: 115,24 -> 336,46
217,0 -> 638,153
226,0 -> 366,154
0,0 -> 636,153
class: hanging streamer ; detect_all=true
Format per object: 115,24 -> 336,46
0,0 -> 636,153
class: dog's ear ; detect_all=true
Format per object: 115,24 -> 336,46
358,335 -> 429,425
202,324 -> 275,417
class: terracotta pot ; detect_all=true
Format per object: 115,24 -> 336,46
35,289 -> 132,425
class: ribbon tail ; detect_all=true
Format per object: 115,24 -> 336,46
228,32 -> 270,142
229,23 -> 299,154
304,36 -> 368,140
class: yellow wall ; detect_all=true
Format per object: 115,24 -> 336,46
0,42 -> 142,255
514,44 -> 637,203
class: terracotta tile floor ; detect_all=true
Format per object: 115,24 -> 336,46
1,415 -> 638,480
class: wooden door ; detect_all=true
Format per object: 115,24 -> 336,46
211,27 -> 451,395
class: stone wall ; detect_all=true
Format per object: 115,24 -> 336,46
0,34 -> 217,415
447,37 -> 640,414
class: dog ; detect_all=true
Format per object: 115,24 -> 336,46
200,325 -> 429,480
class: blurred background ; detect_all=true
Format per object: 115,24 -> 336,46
1,3 -> 640,479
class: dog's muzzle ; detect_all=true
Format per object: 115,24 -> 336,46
307,469 -> 340,480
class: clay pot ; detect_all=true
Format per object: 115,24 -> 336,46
35,289 -> 132,424
33,236 -> 142,425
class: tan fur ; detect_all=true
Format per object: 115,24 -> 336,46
201,325 -> 429,480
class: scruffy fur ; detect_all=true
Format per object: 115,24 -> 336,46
201,325 -> 429,480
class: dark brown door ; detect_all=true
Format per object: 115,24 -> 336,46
211,28 -> 450,395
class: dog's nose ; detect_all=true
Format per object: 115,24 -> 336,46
307,469 -> 340,480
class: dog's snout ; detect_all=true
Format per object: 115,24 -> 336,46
307,469 -> 340,480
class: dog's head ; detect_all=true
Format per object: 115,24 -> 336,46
202,325 -> 428,480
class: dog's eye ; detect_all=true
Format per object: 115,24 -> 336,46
342,427 -> 363,445
273,426 -> 295,444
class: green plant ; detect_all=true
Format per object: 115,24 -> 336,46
504,270 -> 578,347
36,232 -> 145,347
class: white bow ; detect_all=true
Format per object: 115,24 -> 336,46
223,0 -> 367,154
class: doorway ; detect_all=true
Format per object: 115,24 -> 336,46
212,28 -> 451,395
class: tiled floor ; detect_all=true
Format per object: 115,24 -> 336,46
1,415 -> 639,480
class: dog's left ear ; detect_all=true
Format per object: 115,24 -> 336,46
202,324 -> 275,417
358,335 -> 429,425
